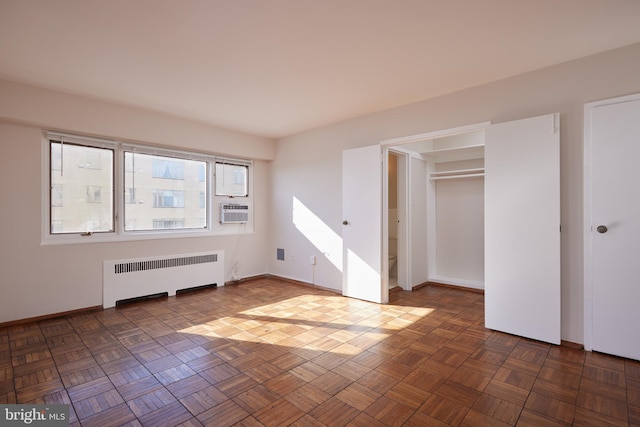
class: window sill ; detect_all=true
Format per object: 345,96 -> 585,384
40,228 -> 255,246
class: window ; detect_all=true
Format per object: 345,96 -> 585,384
86,186 -> 102,203
215,161 -> 248,197
50,141 -> 114,234
152,159 -> 184,180
152,219 -> 185,229
124,188 -> 136,204
125,152 -> 205,231
152,190 -> 185,208
51,184 -> 63,207
45,131 -> 253,242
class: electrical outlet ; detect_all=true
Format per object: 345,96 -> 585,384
310,255 -> 316,265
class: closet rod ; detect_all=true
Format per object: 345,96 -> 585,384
429,173 -> 485,181
430,167 -> 485,176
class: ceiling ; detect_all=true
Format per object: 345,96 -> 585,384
2,1 -> 640,139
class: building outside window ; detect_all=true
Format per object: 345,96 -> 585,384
125,152 -> 205,231
49,141 -> 113,234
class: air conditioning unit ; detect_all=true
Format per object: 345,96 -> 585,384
220,203 -> 249,224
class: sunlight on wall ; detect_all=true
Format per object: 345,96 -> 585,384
292,197 -> 343,271
178,294 -> 434,357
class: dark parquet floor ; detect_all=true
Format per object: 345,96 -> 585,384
1,277 -> 638,426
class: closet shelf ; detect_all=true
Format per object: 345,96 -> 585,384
429,167 -> 485,181
425,143 -> 485,154
430,173 -> 484,181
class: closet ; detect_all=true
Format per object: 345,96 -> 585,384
375,114 -> 561,345
416,129 -> 486,290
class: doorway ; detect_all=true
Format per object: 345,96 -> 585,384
384,124 -> 488,292
386,150 -> 409,291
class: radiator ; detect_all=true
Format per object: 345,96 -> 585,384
103,251 -> 224,308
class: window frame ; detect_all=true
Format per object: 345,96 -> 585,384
49,139 -> 116,236
214,160 -> 250,197
42,131 -> 254,245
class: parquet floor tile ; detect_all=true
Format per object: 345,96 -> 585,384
1,277 -> 638,425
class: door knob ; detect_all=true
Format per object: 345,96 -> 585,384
342,220 -> 349,225
596,225 -> 608,234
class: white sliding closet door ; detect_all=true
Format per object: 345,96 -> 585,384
485,114 -> 561,344
342,145 -> 386,304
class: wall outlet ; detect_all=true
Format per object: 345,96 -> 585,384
310,255 -> 316,265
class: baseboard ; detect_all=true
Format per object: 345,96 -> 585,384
427,275 -> 484,292
0,305 -> 103,328
561,340 -> 584,350
412,281 -> 430,291
425,281 -> 485,294
225,273 -> 268,286
389,286 -> 403,295
226,273 -> 341,295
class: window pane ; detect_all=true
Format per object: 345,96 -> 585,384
215,162 -> 248,196
152,159 -> 184,180
50,142 -> 114,234
124,152 -> 207,231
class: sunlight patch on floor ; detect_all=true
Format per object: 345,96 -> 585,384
178,294 -> 434,357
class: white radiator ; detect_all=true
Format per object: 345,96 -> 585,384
103,251 -> 224,308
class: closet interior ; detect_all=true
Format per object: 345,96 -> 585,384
393,129 -> 486,291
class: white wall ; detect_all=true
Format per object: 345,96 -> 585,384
270,42 -> 640,344
268,131 -> 344,288
0,79 -> 275,161
0,82 -> 274,323
434,159 -> 484,287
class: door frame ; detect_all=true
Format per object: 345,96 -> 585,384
583,92 -> 640,351
381,121 -> 489,289
385,148 -> 411,290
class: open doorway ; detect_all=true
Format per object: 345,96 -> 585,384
382,123 -> 487,295
384,147 -> 423,292
387,151 -> 409,291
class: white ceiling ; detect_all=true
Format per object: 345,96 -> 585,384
2,1 -> 640,139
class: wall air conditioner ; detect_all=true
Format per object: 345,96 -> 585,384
220,203 -> 249,224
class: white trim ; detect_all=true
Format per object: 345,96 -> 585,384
583,92 -> 640,352
426,162 -> 437,287
381,148 -> 390,299
46,131 -> 118,149
122,144 -> 214,163
41,138 -> 50,244
215,156 -> 253,167
584,100 -> 594,351
385,145 -> 427,160
380,121 -> 491,147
